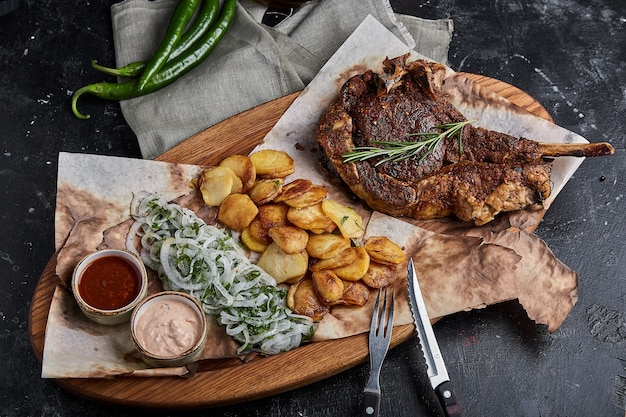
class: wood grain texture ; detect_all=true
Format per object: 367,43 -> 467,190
28,74 -> 551,409
156,92 -> 301,165
460,73 -> 553,123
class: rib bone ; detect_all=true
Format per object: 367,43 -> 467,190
538,142 -> 614,158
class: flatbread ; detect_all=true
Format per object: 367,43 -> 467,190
446,226 -> 578,332
44,151 -> 578,378
42,285 -> 239,378
43,18 -> 582,378
54,152 -> 205,286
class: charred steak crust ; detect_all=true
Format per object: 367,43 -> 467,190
316,55 -> 551,225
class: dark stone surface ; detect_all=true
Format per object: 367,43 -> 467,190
1,1 -> 624,416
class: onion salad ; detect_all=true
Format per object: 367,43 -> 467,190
127,192 -> 315,355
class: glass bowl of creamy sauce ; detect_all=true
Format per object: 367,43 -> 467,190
71,249 -> 148,325
130,291 -> 208,367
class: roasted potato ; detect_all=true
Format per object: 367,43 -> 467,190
309,246 -> 358,272
248,203 -> 291,245
256,242 -> 309,284
196,150 -> 412,320
217,193 -> 259,232
311,270 -> 344,305
341,281 -> 370,306
364,236 -> 406,265
321,199 -> 364,239
198,166 -> 243,206
287,279 -> 329,321
241,226 -> 268,253
287,203 -> 337,234
247,178 -> 284,205
361,261 -> 399,288
257,203 -> 291,227
305,233 -> 352,259
249,150 -> 295,179
268,226 -> 309,254
282,185 -> 328,208
273,179 -> 313,203
333,246 -> 370,281
219,154 -> 256,192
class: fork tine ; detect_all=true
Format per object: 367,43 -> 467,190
369,288 -> 383,336
385,289 -> 395,338
378,288 -> 395,339
370,288 -> 395,339
377,288 -> 389,338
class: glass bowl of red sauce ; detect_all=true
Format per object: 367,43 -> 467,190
71,249 -> 148,325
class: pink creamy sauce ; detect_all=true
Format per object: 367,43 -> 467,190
135,299 -> 202,357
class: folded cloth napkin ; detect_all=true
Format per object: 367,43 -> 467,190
111,0 -> 454,159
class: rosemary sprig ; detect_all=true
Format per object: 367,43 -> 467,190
342,119 -> 476,166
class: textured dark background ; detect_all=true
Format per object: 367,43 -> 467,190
1,1 -> 624,416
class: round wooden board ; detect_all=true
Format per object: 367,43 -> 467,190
29,74 -> 552,409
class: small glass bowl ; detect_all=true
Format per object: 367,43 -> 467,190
71,249 -> 148,325
130,291 -> 208,368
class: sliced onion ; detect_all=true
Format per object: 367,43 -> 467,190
126,192 -> 315,355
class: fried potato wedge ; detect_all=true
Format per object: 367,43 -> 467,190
241,226 -> 268,253
247,178 -> 283,205
258,202 -> 290,225
321,199 -> 364,239
361,261 -> 399,288
333,246 -> 370,281
305,233 -> 352,259
287,279 -> 329,321
268,226 -> 309,254
282,185 -> 328,208
248,203 -> 291,245
309,246 -> 358,272
364,236 -> 406,265
196,150 -> 412,320
217,193 -> 259,232
287,203 -> 337,234
248,219 -> 269,245
219,154 -> 256,192
250,150 -> 295,179
274,179 -> 313,203
342,281 -> 370,306
198,166 -> 243,206
257,242 -> 308,284
312,270 -> 344,305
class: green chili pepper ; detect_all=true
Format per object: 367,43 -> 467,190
90,60 -> 146,78
90,0 -> 219,79
170,0 -> 220,60
71,0 -> 236,120
137,0 -> 201,91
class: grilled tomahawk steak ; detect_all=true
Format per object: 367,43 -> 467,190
316,55 -> 612,225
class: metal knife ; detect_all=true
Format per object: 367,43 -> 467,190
407,258 -> 461,417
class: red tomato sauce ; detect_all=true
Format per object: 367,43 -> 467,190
78,256 -> 141,310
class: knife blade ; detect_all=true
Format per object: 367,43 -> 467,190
407,258 -> 461,417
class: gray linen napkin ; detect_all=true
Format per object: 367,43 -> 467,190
111,0 -> 454,159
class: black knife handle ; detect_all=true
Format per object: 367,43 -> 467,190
361,389 -> 381,417
435,381 -> 461,417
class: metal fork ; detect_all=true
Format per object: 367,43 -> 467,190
361,287 -> 395,417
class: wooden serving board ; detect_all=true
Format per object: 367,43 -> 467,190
29,74 -> 552,409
